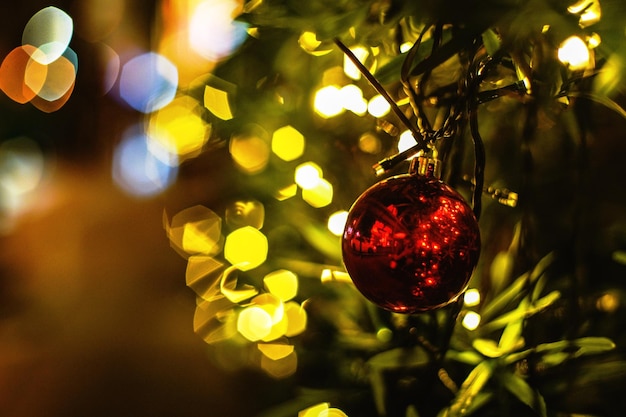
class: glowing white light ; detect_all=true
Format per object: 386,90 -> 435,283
464,288 -> 481,307
462,311 -> 481,331
189,0 -> 249,61
339,84 -> 367,115
368,94 -> 391,117
314,85 -> 344,118
294,162 -> 322,190
398,130 -> 418,153
343,46 -> 368,80
327,211 -> 348,236
558,36 -> 590,70
22,6 -> 74,65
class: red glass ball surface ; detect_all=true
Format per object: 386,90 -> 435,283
342,173 -> 480,313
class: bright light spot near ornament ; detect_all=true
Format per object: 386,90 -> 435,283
314,85 -> 344,118
119,52 -> 178,113
258,341 -> 294,360
464,288 -> 481,307
148,95 -> 209,165
182,216 -> 223,256
587,32 -> 601,48
272,125 -> 305,161
224,226 -> 268,271
253,293 -> 285,323
264,270 -> 299,301
284,301 -> 307,337
230,132 -> 270,174
343,46 -> 368,80
368,94 -> 391,117
298,31 -> 333,56
204,84 -> 233,120
339,84 -> 367,115
189,0 -> 249,61
22,6 -> 73,65
596,291 -> 619,313
112,126 -> 177,197
237,306 -> 273,341
320,269 -> 352,284
558,36 -> 590,70
295,162 -> 323,190
398,130 -> 418,153
328,211 -> 348,236
225,200 -> 265,229
302,178 -> 333,208
261,349 -> 297,378
358,132 -> 382,154
462,311 -> 481,330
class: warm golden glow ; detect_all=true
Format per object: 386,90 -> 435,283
272,125 -> 305,161
558,36 -> 591,70
237,305 -> 273,341
229,132 -> 270,174
204,84 -> 234,120
264,270 -> 299,301
339,84 -> 367,115
258,341 -> 295,360
295,162 -> 323,190
260,349 -> 298,378
398,130 -> 418,153
148,95 -> 209,165
302,178 -> 333,208
284,301 -> 307,337
224,226 -> 268,270
168,205 -> 222,256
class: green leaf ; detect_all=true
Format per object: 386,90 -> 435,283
481,28 -> 501,57
367,346 -> 430,370
567,91 -> 626,120
500,371 -> 547,417
448,361 -> 494,417
472,339 -> 503,358
446,350 -> 484,365
498,298 -> 528,351
481,291 -> 560,333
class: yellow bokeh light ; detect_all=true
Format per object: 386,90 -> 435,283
462,311 -> 481,331
258,341 -> 295,360
272,125 -> 305,161
182,217 -> 223,256
148,95 -> 209,165
339,84 -> 367,115
230,132 -> 270,174
300,403 -> 348,417
314,85 -> 344,118
343,46 -> 368,80
168,205 -> 222,257
368,94 -> 391,117
358,132 -> 382,154
284,301 -> 307,337
204,84 -> 234,120
558,36 -> 590,70
463,288 -> 481,307
275,183 -> 298,201
224,226 -> 268,270
237,305 -> 273,341
264,270 -> 299,301
295,162 -> 323,190
327,211 -> 348,236
302,178 -> 333,208
260,349 -> 297,378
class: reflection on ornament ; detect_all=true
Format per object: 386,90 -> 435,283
342,159 -> 480,313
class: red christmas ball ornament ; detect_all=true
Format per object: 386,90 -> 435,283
342,157 -> 480,313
